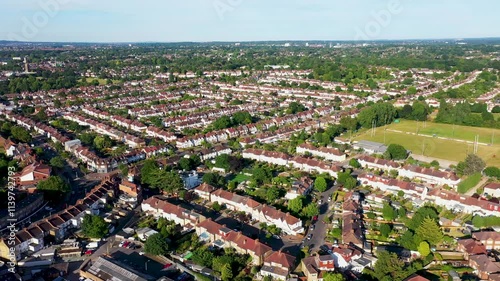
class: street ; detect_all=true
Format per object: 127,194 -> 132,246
303,184 -> 339,252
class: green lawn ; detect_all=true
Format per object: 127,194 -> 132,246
78,78 -> 120,85
457,173 -> 482,194
229,173 -> 250,184
353,121 -> 500,166
389,120 -> 500,145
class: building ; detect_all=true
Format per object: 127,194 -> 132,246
80,256 -> 156,281
260,250 -> 296,280
296,143 -> 346,162
353,140 -> 388,154
472,232 -> 500,250
15,161 -> 51,188
300,255 -> 336,281
484,182 -> 500,198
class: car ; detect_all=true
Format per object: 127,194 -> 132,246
139,251 -> 145,255
45,206 -> 53,211
310,224 -> 315,230
312,216 -> 318,221
307,234 -> 313,240
84,249 -> 94,255
127,242 -> 135,249
328,197 -> 332,202
163,263 -> 173,269
122,241 -> 130,248
118,241 -> 125,247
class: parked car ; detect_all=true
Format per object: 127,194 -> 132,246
307,234 -> 313,240
122,241 -> 130,248
118,241 -> 125,247
312,216 -> 318,221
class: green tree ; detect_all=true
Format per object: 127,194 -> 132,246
382,203 -> 396,221
11,126 -> 32,143
343,177 -> 358,190
463,154 -> 486,176
202,172 -> 227,188
266,186 -> 281,203
314,176 -> 328,192
141,159 -> 158,185
287,102 -> 306,114
252,167 -> 272,185
371,251 -> 411,281
349,158 -> 361,168
149,169 -> 184,194
417,241 -> 430,257
288,196 -> 304,214
81,214 -> 108,238
213,116 -> 233,130
385,144 -> 408,160
178,157 -> 193,171
323,272 -> 346,281
93,135 -> 112,150
49,156 -> 65,169
416,217 -> 443,246
144,233 -> 169,256
302,204 -> 320,218
379,223 -> 392,238
357,102 -> 397,128
37,176 -> 70,193
484,166 -> 500,178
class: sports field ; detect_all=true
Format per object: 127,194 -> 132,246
353,120 -> 500,166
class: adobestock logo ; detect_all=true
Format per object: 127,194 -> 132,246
8,0 -> 72,41
213,0 -> 244,21
354,0 -> 409,41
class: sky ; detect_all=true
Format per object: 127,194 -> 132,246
0,0 -> 499,42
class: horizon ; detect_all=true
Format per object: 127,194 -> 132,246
1,0 -> 499,43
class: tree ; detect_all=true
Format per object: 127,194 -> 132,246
144,233 -> 169,256
212,201 -> 222,212
141,159 -> 158,185
407,206 -> 439,231
484,166 -> 500,178
192,247 -> 215,267
81,214 -> 108,238
202,172 -> 227,188
379,223 -> 392,238
382,203 -> 396,221
371,251 -> 412,281
463,154 -> 486,176
178,157 -> 193,171
288,196 -> 304,214
406,86 -> 417,95
314,177 -> 328,192
266,186 -> 281,203
344,177 -> 358,190
385,144 -> 408,160
252,167 -> 272,185
417,241 -> 430,257
93,135 -> 112,150
287,102 -> 306,114
149,170 -> 184,194
416,217 -> 443,246
302,204 -> 319,218
213,116 -> 233,130
11,126 -> 32,143
37,176 -> 70,193
323,272 -> 346,281
349,158 -> 361,168
358,102 -> 397,128
411,101 -> 429,121
399,104 -> 413,119
340,117 -> 358,132
398,231 -> 418,251
49,156 -> 65,169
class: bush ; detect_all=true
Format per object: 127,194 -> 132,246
484,166 -> 500,178
457,173 -> 482,194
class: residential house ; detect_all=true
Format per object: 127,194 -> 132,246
473,232 -> 500,250
260,250 -> 296,280
300,255 -> 336,281
469,254 -> 500,280
484,182 -> 500,198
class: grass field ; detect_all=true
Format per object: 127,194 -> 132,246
77,78 -> 120,85
353,120 -> 500,166
457,173 -> 482,194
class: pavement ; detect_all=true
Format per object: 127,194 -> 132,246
303,185 -> 338,252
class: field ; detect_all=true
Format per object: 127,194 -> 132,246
457,173 -> 482,194
353,120 -> 500,166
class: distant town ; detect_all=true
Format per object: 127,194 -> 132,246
0,39 -> 499,281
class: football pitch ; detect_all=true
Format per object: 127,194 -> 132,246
353,120 -> 500,166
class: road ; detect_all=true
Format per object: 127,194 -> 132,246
303,185 -> 339,252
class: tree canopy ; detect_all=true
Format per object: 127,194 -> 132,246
81,214 -> 108,239
144,233 -> 169,256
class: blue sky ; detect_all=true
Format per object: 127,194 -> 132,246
1,0 -> 499,42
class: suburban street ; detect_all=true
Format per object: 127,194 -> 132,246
303,184 -> 339,252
